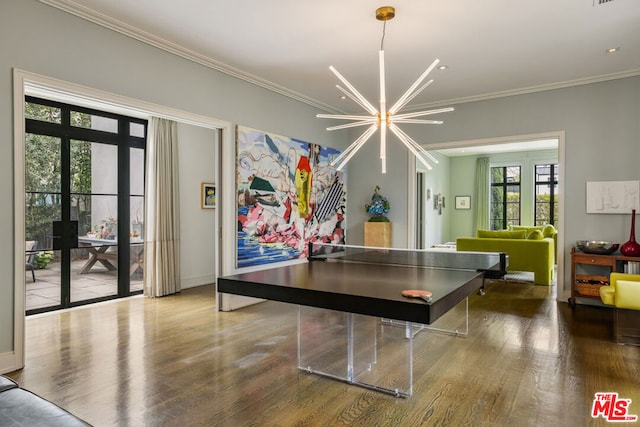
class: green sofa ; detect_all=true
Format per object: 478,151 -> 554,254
511,225 -> 558,263
456,228 -> 555,286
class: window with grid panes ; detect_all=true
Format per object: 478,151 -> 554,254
490,166 -> 521,230
534,164 -> 558,226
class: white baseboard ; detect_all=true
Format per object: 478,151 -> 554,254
219,294 -> 264,311
556,288 -> 571,303
181,275 -> 216,290
0,351 -> 21,376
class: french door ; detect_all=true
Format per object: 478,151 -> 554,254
24,96 -> 146,315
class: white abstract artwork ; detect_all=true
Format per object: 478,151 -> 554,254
586,180 -> 640,214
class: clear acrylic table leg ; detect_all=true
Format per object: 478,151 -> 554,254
298,306 -> 413,397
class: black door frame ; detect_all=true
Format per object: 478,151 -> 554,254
24,96 -> 147,314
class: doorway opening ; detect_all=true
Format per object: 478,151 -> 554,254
414,132 -> 565,301
417,135 -> 561,248
11,68 -> 231,374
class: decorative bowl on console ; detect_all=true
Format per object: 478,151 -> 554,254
576,240 -> 619,255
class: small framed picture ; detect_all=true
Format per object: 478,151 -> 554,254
455,195 -> 471,210
201,183 -> 216,209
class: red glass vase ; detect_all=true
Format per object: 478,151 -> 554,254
621,209 -> 640,257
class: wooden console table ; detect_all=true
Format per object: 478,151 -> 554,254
569,247 -> 640,306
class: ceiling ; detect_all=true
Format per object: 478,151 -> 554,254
41,0 -> 640,117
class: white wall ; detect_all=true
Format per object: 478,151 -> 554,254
422,152 -> 451,248
0,0 -> 346,373
345,138 -> 414,248
177,123 -> 218,289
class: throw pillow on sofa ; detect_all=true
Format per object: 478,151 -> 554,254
512,225 -> 543,232
542,224 -> 556,238
527,230 -> 544,240
476,229 -> 527,239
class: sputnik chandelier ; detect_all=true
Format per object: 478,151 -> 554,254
317,6 -> 454,173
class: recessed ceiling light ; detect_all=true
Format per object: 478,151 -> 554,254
606,47 -> 620,53
438,65 -> 448,70
339,95 -> 347,100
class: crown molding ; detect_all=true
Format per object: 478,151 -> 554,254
39,0 -> 639,115
38,0 -> 343,114
409,68 -> 640,110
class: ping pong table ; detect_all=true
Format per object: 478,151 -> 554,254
217,243 -> 506,397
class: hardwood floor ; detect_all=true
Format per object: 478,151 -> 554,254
7,281 -> 640,426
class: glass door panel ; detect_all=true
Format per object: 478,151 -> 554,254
70,243 -> 117,303
71,139 -> 119,303
130,147 -> 145,289
24,246 -> 62,311
25,133 -> 62,311
130,195 -> 144,290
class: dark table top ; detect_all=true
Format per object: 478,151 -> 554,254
218,249 -> 503,324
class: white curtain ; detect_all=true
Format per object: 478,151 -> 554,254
144,117 -> 181,297
473,157 -> 490,233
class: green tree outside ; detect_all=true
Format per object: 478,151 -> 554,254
25,102 -> 93,248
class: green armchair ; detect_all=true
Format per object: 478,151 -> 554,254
600,272 -> 640,346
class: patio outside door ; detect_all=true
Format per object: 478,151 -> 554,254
24,97 -> 146,315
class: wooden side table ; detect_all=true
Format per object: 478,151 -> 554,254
569,247 -> 640,306
364,222 -> 392,248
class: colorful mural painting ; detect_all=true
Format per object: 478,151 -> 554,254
236,125 -> 347,268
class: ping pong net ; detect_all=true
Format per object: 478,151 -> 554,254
308,242 -> 507,275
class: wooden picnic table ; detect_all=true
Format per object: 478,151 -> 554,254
77,236 -> 143,276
